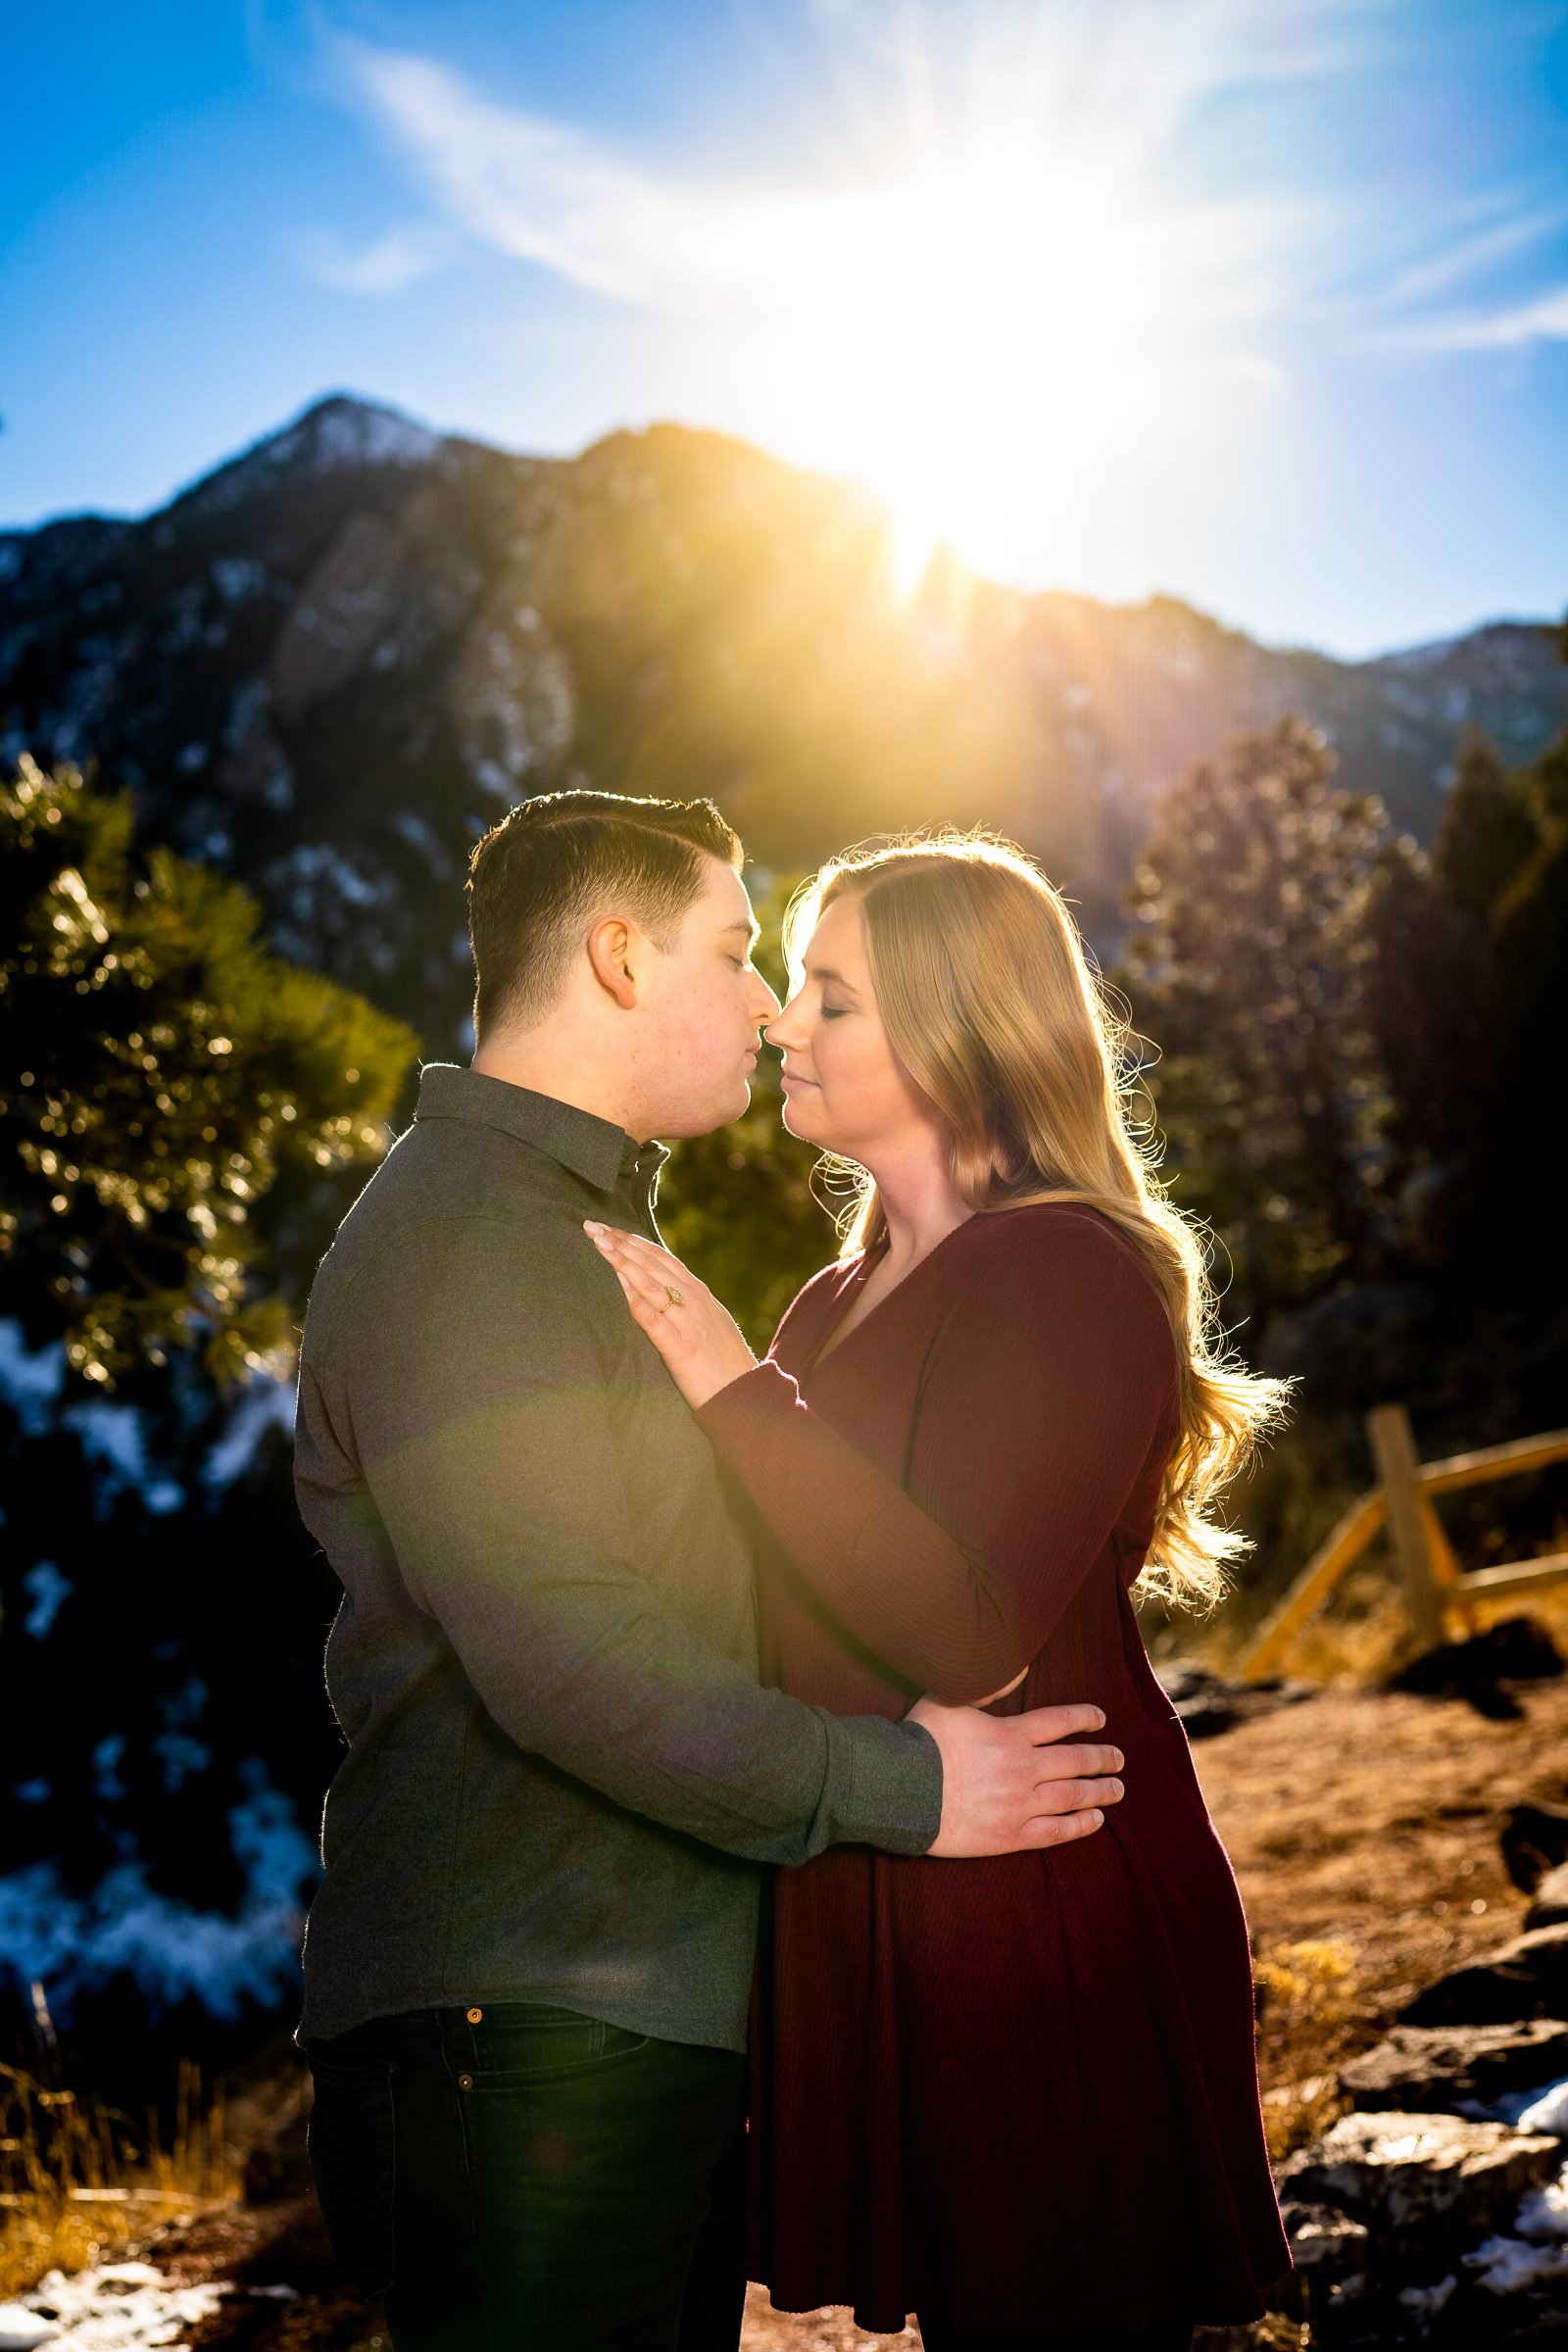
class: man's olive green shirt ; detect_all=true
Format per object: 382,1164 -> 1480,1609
293,1062 -> 943,2052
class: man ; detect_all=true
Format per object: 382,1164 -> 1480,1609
293,790 -> 1125,2351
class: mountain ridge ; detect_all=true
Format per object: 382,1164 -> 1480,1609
8,393 -> 1549,672
2,391 -> 1561,1055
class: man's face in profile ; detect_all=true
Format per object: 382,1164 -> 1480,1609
634,857 -> 781,1138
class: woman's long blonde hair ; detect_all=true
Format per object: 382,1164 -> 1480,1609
782,830 -> 1291,1611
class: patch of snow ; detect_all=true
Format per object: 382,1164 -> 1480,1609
389,808 -> 448,868
186,397 -> 442,515
2,2258 -> 227,2347
264,841 -> 398,925
92,1738 -> 127,1803
0,2303 -> 58,2348
1380,635 -> 1465,675
158,581 -> 207,657
455,598 -> 574,794
1517,2078 -> 1568,2138
1465,2230 -> 1568,2293
202,1372 -> 295,1491
1463,2149 -> 1568,2294
151,1733 -> 211,1794
1396,2274 -> 1455,2319
0,1762 -> 318,2022
59,1400 -> 185,1519
223,676 -> 270,752
50,635 -> 134,758
211,555 -> 266,604
309,400 -> 441,472
23,1560 -> 72,1640
0,1320 -> 67,1434
1514,2157 -> 1568,2241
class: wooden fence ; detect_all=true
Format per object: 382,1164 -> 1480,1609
1240,1404 -> 1568,1681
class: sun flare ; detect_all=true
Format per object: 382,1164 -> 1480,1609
742,161 -> 1201,598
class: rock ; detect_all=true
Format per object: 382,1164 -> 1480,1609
1274,2199 -> 1371,2307
1280,2111 -> 1562,2265
1526,1863 -> 1568,1930
1340,2020 -> 1568,2114
1402,1925 -> 1568,2027
1388,1618 -> 1565,1723
1487,2318 -> 1568,2348
1503,1802 -> 1568,1894
1154,1661 -> 1316,1740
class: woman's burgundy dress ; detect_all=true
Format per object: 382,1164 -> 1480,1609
694,1203 -> 1291,2336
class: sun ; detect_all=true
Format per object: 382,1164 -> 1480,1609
749,162 -> 1184,598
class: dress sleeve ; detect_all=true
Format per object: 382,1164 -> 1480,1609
694,1213 -> 1180,1705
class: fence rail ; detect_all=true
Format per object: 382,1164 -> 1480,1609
1240,1405 -> 1568,1682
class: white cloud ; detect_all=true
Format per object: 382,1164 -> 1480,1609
297,219 -> 458,294
330,27 -> 1291,338
1379,202 -> 1568,309
1361,282 -> 1568,353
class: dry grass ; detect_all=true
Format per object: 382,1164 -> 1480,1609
1250,1938 -> 1357,2163
0,2055 -> 238,2298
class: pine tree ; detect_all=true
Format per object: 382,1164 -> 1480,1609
1366,648 -> 1568,1293
1122,717 -> 1392,1334
1,755 -> 419,1386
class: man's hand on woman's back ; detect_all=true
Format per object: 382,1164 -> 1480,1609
906,1697 -> 1124,1857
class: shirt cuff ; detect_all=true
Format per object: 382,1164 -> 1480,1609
694,1358 -> 802,1458
834,1713 -> 944,1855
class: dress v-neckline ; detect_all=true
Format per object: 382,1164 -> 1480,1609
803,1216 -> 978,1378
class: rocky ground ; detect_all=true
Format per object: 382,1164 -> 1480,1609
5,1645 -> 1567,2350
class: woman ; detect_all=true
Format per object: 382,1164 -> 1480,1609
586,833 -> 1293,2349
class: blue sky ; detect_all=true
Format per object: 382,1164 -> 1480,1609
3,0 -> 1566,657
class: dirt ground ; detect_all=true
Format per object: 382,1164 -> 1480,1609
71,1669 -> 1568,2349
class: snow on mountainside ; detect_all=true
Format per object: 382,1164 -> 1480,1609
1,392 -> 1562,1057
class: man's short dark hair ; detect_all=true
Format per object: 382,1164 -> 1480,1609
466,790 -> 743,1041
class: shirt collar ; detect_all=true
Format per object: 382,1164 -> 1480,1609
413,1063 -> 669,1197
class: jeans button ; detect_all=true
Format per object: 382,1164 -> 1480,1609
458,2073 -> 473,2090
466,2007 -> 482,2023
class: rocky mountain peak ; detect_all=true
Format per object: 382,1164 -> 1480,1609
172,393 -> 447,522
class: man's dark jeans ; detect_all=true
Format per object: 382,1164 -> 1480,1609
305,2002 -> 747,2351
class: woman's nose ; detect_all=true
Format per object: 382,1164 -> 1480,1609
764,995 -> 806,1050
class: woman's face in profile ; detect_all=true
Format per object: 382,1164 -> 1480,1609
766,896 -> 936,1163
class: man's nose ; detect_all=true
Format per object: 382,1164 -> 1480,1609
750,971 -> 782,1024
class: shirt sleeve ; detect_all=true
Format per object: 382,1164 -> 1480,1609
694,1213 -> 1181,1705
309,1212 -> 941,1862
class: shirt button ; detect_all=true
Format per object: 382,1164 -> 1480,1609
459,2073 -> 473,2090
466,2007 -> 482,2023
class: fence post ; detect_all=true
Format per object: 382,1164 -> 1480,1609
1366,1402 -> 1446,1651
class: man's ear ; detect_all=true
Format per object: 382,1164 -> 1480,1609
586,913 -> 640,1010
